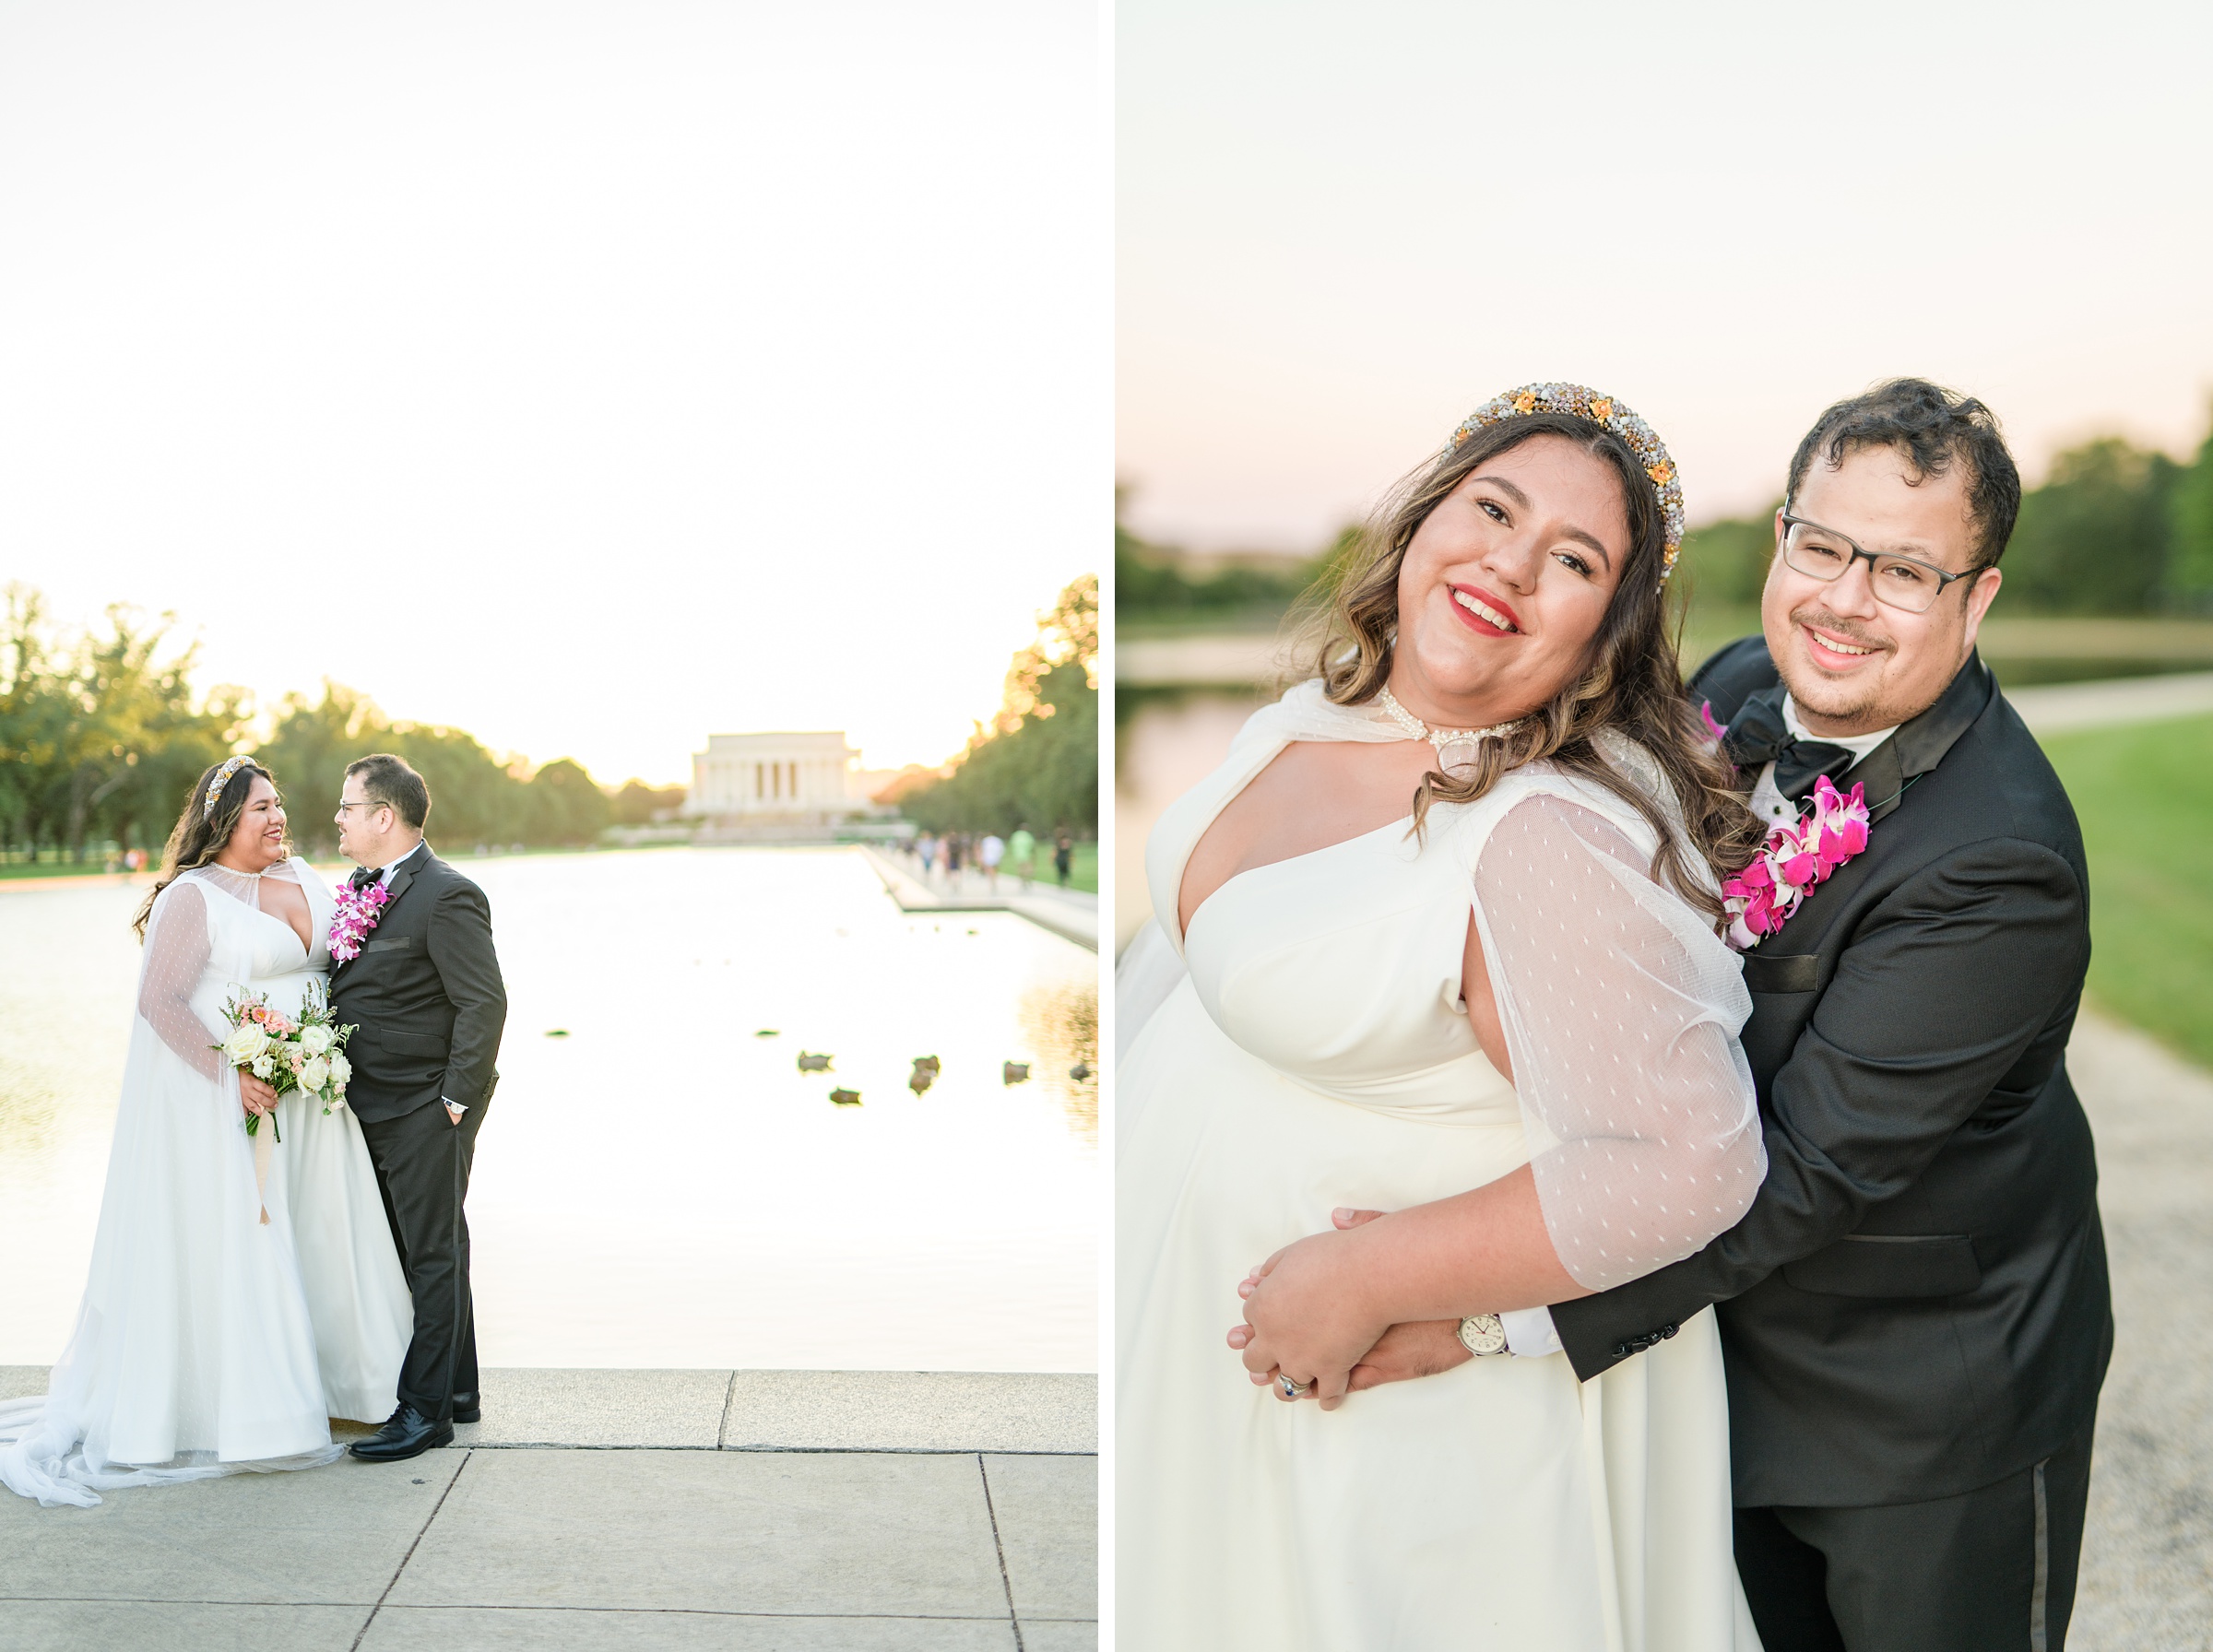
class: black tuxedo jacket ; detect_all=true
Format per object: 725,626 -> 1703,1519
1548,640 -> 2111,1507
328,844 -> 508,1126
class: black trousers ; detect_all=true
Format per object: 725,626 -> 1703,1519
357,1095 -> 486,1422
1735,1417 -> 2095,1652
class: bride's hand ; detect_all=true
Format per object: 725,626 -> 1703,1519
1230,1228 -> 1390,1412
239,1072 -> 278,1120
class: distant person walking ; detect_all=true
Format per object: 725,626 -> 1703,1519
1054,831 -> 1073,889
1009,824 -> 1036,891
980,832 -> 1005,893
945,832 -> 964,888
917,832 -> 938,878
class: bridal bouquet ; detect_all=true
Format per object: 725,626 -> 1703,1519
213,984 -> 360,1141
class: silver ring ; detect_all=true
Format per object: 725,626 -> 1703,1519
1278,1374 -> 1310,1399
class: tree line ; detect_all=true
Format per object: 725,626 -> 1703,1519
1122,411 -> 2213,620
0,585 -> 680,863
1639,421 -> 2213,615
891,574 -> 1098,838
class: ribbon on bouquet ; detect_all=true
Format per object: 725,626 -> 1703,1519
253,1113 -> 273,1225
240,1080 -> 280,1225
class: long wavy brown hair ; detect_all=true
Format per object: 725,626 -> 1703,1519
1291,411 -> 1762,924
132,760 -> 282,939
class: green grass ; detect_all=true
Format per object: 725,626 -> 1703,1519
2040,714 -> 2213,1068
1039,841 -> 1097,894
0,859 -> 140,880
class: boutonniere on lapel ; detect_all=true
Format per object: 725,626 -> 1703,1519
329,879 -> 392,962
1698,701 -> 1873,951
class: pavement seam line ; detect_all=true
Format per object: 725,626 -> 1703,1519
349,1447 -> 472,1652
717,1367 -> 738,1449
976,1452 -> 1025,1652
3,1599 -> 1025,1622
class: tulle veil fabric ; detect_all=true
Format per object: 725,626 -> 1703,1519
0,856 -> 408,1508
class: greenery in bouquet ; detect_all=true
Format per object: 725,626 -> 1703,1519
211,985 -> 360,1140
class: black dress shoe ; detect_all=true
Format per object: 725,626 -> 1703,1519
349,1404 -> 455,1462
452,1393 -> 480,1425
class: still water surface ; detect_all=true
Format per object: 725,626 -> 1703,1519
0,847 -> 1097,1371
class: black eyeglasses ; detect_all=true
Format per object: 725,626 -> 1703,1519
1777,513 -> 1984,615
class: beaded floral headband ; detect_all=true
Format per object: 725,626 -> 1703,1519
202,755 -> 254,820
1441,383 -> 1686,582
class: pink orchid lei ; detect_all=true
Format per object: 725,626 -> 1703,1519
1722,774 -> 1872,950
328,880 -> 391,962
1698,699 -> 1874,951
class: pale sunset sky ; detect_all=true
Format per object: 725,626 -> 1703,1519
1118,0 -> 2213,551
0,2 -> 1105,785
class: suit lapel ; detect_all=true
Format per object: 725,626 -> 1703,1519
1834,653 -> 1994,826
1758,656 -> 1998,949
1843,738 -> 1911,826
384,845 -> 425,912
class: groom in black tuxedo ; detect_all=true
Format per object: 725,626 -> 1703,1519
330,753 -> 507,1462
1327,382 -> 2109,1649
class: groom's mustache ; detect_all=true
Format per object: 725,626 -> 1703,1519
1788,604 -> 1892,656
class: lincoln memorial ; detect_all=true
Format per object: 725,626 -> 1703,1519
684,730 -> 881,832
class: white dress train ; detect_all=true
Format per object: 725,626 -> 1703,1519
0,858 -> 412,1507
1118,682 -> 1766,1649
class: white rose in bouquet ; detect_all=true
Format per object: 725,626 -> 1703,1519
298,1056 -> 332,1094
327,1053 -> 352,1090
223,1023 -> 271,1065
298,1023 -> 336,1058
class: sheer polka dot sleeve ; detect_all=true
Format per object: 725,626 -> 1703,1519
136,879 -> 222,1080
1472,793 -> 1765,1292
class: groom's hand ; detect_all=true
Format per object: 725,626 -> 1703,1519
1346,1320 -> 1473,1390
239,1073 -> 278,1119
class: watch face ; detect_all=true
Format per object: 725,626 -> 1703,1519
1459,1315 -> 1509,1357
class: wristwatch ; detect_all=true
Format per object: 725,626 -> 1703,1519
1457,1313 -> 1509,1357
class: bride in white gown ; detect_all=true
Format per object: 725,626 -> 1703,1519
1118,385 -> 1772,1648
1,758 -> 412,1507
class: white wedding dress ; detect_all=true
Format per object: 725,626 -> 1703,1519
0,858 -> 412,1507
1118,682 -> 1767,1649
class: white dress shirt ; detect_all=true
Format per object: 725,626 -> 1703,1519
1498,696 -> 1899,1361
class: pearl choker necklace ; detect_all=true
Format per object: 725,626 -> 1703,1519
1376,688 -> 1521,762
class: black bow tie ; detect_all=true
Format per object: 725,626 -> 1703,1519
349,866 -> 380,891
1721,692 -> 1858,803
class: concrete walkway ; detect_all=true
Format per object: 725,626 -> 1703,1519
2066,1012 -> 2213,1648
0,1370 -> 1095,1651
2005,669 -> 2213,735
859,848 -> 1098,953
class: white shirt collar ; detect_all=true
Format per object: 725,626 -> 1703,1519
374,839 -> 429,887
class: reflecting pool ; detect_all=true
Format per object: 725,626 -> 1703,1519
0,846 -> 1097,1371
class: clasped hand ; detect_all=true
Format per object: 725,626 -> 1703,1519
1230,1220 -> 1388,1410
238,1071 -> 279,1121
1227,1208 -> 1475,1411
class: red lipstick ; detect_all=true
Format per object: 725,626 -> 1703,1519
1448,583 -> 1522,637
